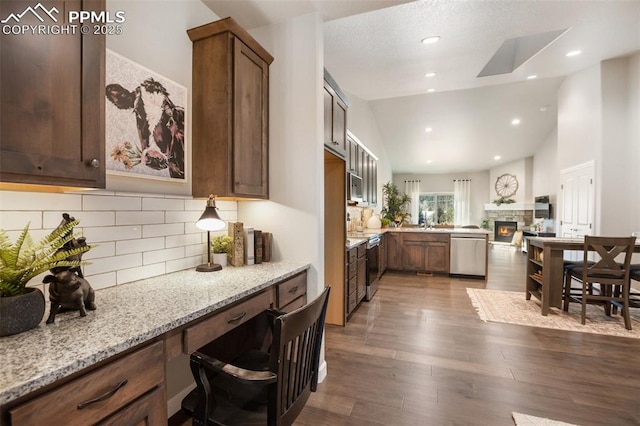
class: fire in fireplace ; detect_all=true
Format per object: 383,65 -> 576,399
494,221 -> 517,242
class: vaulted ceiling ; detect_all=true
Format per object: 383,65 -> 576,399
203,0 -> 640,174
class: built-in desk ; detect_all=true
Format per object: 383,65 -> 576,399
525,237 -> 640,315
0,261 -> 309,425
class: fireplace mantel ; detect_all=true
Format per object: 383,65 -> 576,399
484,203 -> 548,211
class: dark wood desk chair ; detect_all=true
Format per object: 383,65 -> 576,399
181,286 -> 331,426
563,236 -> 635,329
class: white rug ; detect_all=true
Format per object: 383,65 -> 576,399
512,412 -> 578,426
467,288 -> 640,338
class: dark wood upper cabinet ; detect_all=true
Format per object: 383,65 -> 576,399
0,0 -> 106,188
188,18 -> 273,199
323,70 -> 348,159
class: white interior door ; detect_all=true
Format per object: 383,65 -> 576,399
560,162 -> 595,261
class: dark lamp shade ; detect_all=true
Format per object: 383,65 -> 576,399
196,195 -> 226,231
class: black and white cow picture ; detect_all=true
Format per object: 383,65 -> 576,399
106,78 -> 185,179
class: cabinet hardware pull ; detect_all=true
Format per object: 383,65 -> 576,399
288,286 -> 298,294
332,140 -> 339,145
89,158 -> 100,168
77,379 -> 128,410
227,311 -> 247,323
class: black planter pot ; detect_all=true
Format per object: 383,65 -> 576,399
0,287 -> 45,337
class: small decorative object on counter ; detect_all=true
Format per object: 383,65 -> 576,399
45,214 -> 95,324
211,235 -> 232,268
254,230 -> 263,264
228,222 -> 244,267
244,227 -> 255,265
367,213 -> 382,229
0,213 -> 91,335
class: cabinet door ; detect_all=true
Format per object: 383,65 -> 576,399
368,156 -> 377,206
0,0 -> 105,188
99,386 -> 166,426
425,242 -> 449,273
233,38 -> 269,198
379,234 -> 387,274
346,137 -> 358,173
403,239 -> 426,271
323,82 -> 347,158
356,256 -> 366,301
386,233 -> 403,270
361,152 -> 369,204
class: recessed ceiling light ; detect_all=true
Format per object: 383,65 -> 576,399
494,155 -> 501,160
421,36 -> 440,45
566,50 -> 582,57
426,160 -> 433,164
425,127 -> 433,133
540,105 -> 549,112
527,75 -> 538,80
424,72 -> 436,78
511,118 -> 521,126
427,88 -> 435,93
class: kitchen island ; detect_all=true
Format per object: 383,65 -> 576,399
0,261 -> 309,424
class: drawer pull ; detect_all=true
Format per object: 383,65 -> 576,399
288,286 -> 298,294
77,379 -> 128,410
227,311 -> 247,324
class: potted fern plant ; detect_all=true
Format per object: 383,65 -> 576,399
0,218 -> 90,336
211,235 -> 232,267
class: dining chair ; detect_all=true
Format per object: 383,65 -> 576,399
562,236 -> 636,330
181,286 -> 331,426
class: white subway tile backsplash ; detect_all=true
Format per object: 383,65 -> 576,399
116,211 -> 164,226
0,190 -> 238,288
0,212 -> 42,230
143,197 -> 184,211
84,242 -> 116,260
185,243 -> 206,258
44,211 -> 115,229
86,272 -> 117,290
83,195 -> 142,211
84,253 -> 142,276
143,247 -> 185,265
166,233 -> 201,248
0,191 -> 82,211
117,263 -> 165,285
166,256 -> 200,273
117,237 -> 165,255
166,210 -> 199,224
143,223 -> 184,238
84,225 -> 142,242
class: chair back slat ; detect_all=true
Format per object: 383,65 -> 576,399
269,286 -> 330,426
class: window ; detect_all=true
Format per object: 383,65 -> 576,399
419,193 -> 454,225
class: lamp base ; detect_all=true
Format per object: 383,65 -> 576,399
196,262 -> 222,272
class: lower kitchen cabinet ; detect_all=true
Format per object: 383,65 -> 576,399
387,232 -> 450,274
9,341 -> 166,425
346,241 -> 366,317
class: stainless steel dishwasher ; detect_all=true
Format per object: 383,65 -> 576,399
450,233 -> 487,277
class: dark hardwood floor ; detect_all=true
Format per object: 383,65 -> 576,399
170,246 -> 640,425
296,247 -> 640,426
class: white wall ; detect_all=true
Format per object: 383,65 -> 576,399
629,54 -> 640,233
488,158 -> 531,203
532,127 -> 560,230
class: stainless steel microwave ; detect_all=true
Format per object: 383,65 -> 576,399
348,173 -> 363,203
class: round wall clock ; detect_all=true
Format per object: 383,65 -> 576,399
494,173 -> 518,198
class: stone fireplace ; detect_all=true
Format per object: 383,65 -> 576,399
483,203 -> 536,242
494,221 -> 518,242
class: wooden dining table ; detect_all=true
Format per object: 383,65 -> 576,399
525,236 -> 640,315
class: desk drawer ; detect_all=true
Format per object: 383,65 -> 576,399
184,290 -> 272,353
10,341 -> 164,425
276,272 -> 307,308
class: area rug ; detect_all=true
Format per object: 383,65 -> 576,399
466,288 -> 640,338
512,412 -> 578,426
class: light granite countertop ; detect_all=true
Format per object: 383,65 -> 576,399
0,261 -> 310,406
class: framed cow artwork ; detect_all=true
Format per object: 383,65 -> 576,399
105,49 -> 186,181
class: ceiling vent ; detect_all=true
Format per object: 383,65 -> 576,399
477,28 -> 570,77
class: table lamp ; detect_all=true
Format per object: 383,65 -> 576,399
195,194 -> 226,272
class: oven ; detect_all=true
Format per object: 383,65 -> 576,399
365,234 -> 380,301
